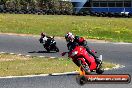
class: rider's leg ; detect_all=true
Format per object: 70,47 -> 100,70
82,41 -> 101,64
84,46 -> 101,64
82,41 -> 98,59
85,46 -> 98,59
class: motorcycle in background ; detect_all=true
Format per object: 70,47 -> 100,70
39,36 -> 59,52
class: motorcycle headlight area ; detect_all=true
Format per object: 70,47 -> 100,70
71,51 -> 78,56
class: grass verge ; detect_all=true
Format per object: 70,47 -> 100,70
0,53 -> 116,77
0,14 -> 132,42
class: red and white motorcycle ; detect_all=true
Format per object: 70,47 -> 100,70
62,45 -> 104,75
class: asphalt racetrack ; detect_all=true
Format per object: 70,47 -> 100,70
0,34 -> 132,88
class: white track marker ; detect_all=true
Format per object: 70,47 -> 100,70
50,57 -> 56,59
104,68 -> 111,70
39,56 -> 45,58
0,74 -> 49,79
26,55 -> 31,57
18,54 -> 22,56
10,53 -> 15,55
113,43 -> 132,45
51,71 -> 79,76
0,52 -> 6,54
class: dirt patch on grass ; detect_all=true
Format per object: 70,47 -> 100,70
0,54 -> 31,62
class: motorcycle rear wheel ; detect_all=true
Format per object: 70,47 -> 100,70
96,65 -> 104,74
45,47 -> 50,52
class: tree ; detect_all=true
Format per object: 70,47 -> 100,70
0,0 -> 8,9
0,0 -> 73,13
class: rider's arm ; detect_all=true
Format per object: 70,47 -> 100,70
46,36 -> 51,38
67,43 -> 71,51
39,38 -> 43,43
83,40 -> 87,46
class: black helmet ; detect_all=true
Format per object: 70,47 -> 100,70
41,32 -> 46,37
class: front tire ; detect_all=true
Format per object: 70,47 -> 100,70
79,76 -> 87,85
78,60 -> 90,75
76,76 -> 87,85
54,46 -> 59,52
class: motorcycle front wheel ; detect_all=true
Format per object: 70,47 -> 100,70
76,76 -> 87,85
78,60 -> 90,75
54,45 -> 59,52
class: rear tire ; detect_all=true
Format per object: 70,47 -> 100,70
45,47 -> 50,52
96,65 -> 104,74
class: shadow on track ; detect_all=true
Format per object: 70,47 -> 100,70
28,51 -> 57,53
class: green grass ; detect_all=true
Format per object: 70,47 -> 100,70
0,53 -> 116,77
0,14 -> 132,42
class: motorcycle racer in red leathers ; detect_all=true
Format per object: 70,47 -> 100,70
65,32 -> 101,65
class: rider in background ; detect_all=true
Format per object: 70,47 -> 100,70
39,32 -> 51,44
65,32 -> 101,64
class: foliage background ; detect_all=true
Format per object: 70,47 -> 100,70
0,0 -> 73,11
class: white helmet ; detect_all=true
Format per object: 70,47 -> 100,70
65,32 -> 74,42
